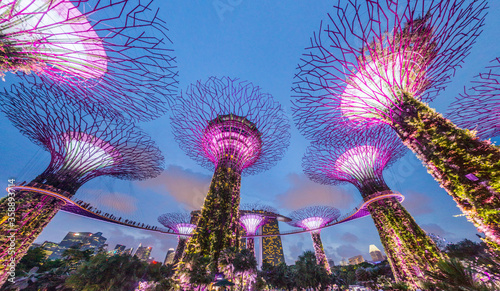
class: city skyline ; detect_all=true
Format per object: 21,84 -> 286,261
2,0 -> 499,266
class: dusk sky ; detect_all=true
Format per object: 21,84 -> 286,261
1,1 -> 500,265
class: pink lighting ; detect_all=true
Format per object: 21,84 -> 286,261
203,114 -> 262,172
335,145 -> 382,182
288,206 -> 340,233
340,55 -> 422,123
0,0 -> 107,79
176,223 -> 196,239
171,76 -> 290,176
291,0 -> 487,142
60,132 -> 121,175
299,217 -> 325,232
240,214 -> 266,235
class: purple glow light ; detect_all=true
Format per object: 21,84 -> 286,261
340,54 -> 423,123
0,0 -> 107,79
203,115 -> 262,171
288,206 -> 340,232
240,214 -> 266,235
176,223 -> 196,239
298,216 -> 327,232
60,132 -> 121,174
335,145 -> 383,182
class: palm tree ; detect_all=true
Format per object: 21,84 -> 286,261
422,258 -> 498,291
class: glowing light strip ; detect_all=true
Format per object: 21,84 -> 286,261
6,186 -> 403,238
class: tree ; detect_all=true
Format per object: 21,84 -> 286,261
422,258 -> 499,291
294,251 -> 331,290
65,253 -> 147,291
15,247 -> 46,275
445,239 -> 486,260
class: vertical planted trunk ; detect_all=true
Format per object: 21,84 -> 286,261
366,196 -> 442,285
310,231 -> 331,274
182,164 -> 242,272
390,93 -> 500,252
0,181 -> 67,285
173,237 -> 188,265
246,237 -> 255,255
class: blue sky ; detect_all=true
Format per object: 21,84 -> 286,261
1,0 -> 500,265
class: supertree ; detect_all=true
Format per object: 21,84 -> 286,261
1,0 -> 177,121
0,83 -> 163,285
303,125 -> 444,286
287,206 -> 340,274
239,203 -> 277,255
448,57 -> 500,139
158,213 -> 197,265
291,0 -> 500,252
170,76 -> 290,274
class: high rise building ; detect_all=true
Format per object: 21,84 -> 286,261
339,257 -> 348,266
41,241 -> 59,260
164,248 -> 175,265
348,255 -> 365,265
134,244 -> 152,262
261,218 -> 285,266
124,247 -> 134,255
369,245 -> 384,262
48,231 -> 107,259
113,244 -> 126,255
58,232 -> 107,251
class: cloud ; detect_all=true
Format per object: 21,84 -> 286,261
421,223 -> 455,239
275,173 -> 355,211
139,165 -> 211,210
105,226 -> 178,261
336,244 -> 364,259
340,232 -> 359,243
401,190 -> 434,216
78,189 -> 138,214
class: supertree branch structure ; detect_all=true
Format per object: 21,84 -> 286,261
292,0 -> 500,253
239,203 -> 277,254
448,57 -> 500,139
287,206 -> 340,274
171,76 -> 290,275
1,0 -> 177,121
303,126 -> 443,286
158,213 -> 197,265
0,83 -> 163,285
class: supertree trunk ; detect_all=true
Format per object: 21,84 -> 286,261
246,237 -> 255,255
0,183 -> 65,285
182,164 -> 242,272
367,196 -> 442,285
173,237 -> 189,265
390,93 -> 500,252
310,231 -> 331,274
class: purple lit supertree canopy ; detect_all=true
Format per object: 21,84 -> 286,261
171,76 -> 290,274
239,203 -> 277,255
303,125 -> 444,286
292,0 -> 500,253
158,213 -> 197,265
1,0 -> 177,121
0,83 -> 164,284
448,57 -> 500,139
287,206 -> 340,274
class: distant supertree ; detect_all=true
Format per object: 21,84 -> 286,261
287,206 -> 339,274
239,203 -> 277,255
1,0 -> 177,121
292,0 -> 500,252
448,57 -> 500,139
158,213 -> 197,265
303,125 -> 443,286
171,76 -> 290,273
0,83 -> 163,285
